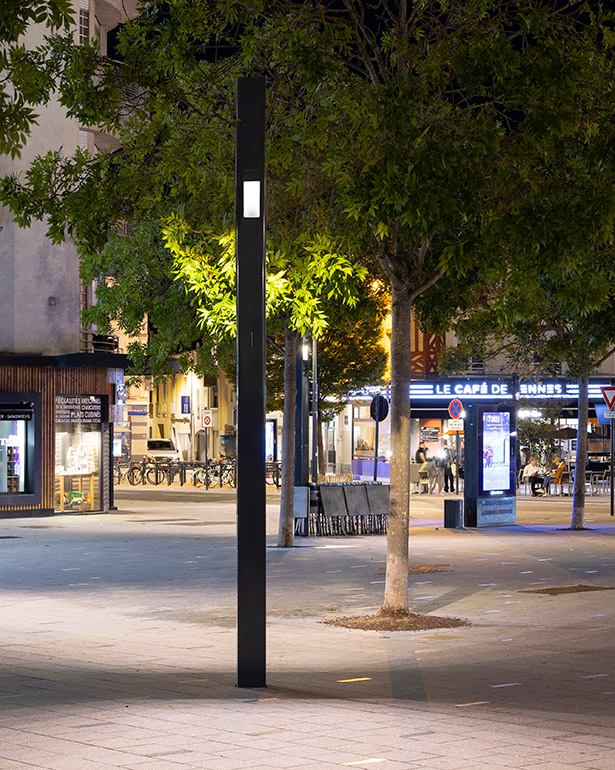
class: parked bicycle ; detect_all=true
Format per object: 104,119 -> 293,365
265,462 -> 281,488
191,459 -> 236,488
191,464 -> 211,488
145,463 -> 166,485
123,458 -> 161,486
127,461 -> 147,485
141,460 -> 185,486
113,460 -> 132,485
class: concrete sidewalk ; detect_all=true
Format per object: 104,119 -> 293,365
1,489 -> 614,770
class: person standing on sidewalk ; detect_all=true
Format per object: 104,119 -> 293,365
440,444 -> 454,493
415,441 -> 428,464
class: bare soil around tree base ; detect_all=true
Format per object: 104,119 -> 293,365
322,610 -> 469,632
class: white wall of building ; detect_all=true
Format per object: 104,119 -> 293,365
0,17 -> 82,355
0,1 -> 139,356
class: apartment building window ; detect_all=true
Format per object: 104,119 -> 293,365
468,358 -> 485,374
155,384 -> 161,417
79,8 -> 90,44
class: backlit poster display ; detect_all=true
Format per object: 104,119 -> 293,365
482,412 -> 510,491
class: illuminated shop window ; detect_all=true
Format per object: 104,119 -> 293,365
352,403 -> 391,462
54,395 -> 103,512
0,408 -> 31,494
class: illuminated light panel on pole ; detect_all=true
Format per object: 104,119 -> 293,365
243,180 -> 261,218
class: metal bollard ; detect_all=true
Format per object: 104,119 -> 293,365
444,499 -> 463,528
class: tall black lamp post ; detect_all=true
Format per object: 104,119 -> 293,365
295,336 -> 310,486
311,336 -> 319,484
235,77 -> 266,688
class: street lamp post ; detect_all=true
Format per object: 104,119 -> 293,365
311,336 -> 318,484
235,77 -> 266,688
295,336 -> 310,486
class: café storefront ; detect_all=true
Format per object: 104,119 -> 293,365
350,377 -> 614,480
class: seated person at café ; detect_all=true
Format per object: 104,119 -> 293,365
523,456 -> 545,496
543,457 -> 568,494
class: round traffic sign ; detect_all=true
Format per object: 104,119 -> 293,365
448,399 -> 463,419
370,395 -> 389,422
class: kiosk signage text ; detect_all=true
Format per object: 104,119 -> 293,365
55,395 -> 102,424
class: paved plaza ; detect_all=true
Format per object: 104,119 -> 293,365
1,487 -> 615,770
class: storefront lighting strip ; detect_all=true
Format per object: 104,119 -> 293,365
349,381 -> 613,402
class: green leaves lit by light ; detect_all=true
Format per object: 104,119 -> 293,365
162,213 -> 367,340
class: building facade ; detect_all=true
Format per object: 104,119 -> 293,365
0,1 -> 137,516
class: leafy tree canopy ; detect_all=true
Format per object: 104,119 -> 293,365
265,278 -> 390,419
431,242 -> 615,380
162,214 -> 367,340
0,0 -> 73,157
81,222 -> 219,379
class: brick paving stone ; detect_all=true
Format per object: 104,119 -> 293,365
517,764 -> 586,770
463,765 -> 537,770
241,757 -> 323,769
179,759 -> 263,770
0,763 -> 42,770
118,741 -> 230,758
283,764 -> 361,770
118,759 -> 192,770
0,747 -> 63,765
484,755 -> 569,768
413,758 -> 492,770
578,760 -> 615,770
23,758 -> 129,770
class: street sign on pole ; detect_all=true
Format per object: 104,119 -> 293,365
370,395 -> 388,481
449,399 -> 463,419
601,386 -> 615,410
448,418 -> 464,431
606,412 -> 615,516
603,386 -> 615,518
370,395 -> 389,422
202,409 -> 213,428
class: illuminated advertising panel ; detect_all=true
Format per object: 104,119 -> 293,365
405,378 -> 611,402
482,411 -> 511,492
409,380 -> 513,400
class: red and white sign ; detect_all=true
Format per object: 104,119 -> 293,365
601,387 -> 615,410
202,409 -> 213,429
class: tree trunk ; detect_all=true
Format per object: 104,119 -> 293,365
278,325 -> 298,547
317,419 -> 325,477
380,279 -> 412,614
571,371 -> 589,530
